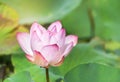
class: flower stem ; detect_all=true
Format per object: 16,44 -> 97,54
45,68 -> 50,82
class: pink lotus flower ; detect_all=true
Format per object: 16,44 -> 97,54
16,21 -> 78,68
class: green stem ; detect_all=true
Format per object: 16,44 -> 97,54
87,7 -> 95,38
45,68 -> 50,82
78,7 -> 95,42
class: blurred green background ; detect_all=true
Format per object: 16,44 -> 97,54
0,0 -> 120,82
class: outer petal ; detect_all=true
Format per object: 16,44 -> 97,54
30,22 -> 46,38
30,31 -> 44,51
48,21 -> 62,33
62,42 -> 73,57
26,54 -> 34,62
65,35 -> 78,46
33,51 -> 48,67
16,32 -> 33,55
41,44 -> 61,64
50,56 -> 64,66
